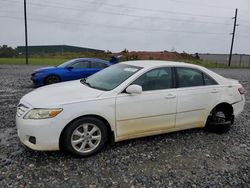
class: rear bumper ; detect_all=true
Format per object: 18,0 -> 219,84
232,96 -> 245,117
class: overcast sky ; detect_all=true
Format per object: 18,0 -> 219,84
0,0 -> 250,53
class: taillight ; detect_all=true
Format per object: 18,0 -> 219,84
238,87 -> 246,95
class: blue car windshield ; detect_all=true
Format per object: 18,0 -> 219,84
57,59 -> 76,68
81,64 -> 142,91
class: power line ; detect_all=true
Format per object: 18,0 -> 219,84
0,1 -> 233,27
2,0 -> 249,53
0,9 -> 232,27
239,9 -> 250,17
1,0 -> 246,38
164,0 -> 236,11
238,35 -> 250,40
238,19 -> 250,26
0,15 -> 229,35
6,0 -> 232,20
70,0 -> 232,19
239,24 -> 250,30
237,18 -> 250,29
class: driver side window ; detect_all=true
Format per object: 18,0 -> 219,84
132,67 -> 172,91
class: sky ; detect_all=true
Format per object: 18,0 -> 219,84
0,0 -> 250,54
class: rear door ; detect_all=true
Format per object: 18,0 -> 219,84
175,67 -> 221,128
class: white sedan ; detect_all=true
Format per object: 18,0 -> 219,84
16,61 -> 245,156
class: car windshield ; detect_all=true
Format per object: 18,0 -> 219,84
81,64 -> 142,91
57,59 -> 76,68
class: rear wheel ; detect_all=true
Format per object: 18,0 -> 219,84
205,108 -> 233,133
44,75 -> 60,85
61,117 -> 108,157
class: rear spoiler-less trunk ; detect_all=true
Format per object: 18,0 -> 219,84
109,55 -> 122,64
226,78 -> 239,85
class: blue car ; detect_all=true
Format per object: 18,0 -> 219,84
31,58 -> 114,87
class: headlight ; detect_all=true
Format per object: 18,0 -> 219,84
24,108 -> 63,119
33,72 -> 44,76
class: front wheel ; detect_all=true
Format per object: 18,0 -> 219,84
61,117 -> 108,157
44,75 -> 60,85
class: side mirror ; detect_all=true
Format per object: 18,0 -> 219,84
126,84 -> 142,95
67,66 -> 73,70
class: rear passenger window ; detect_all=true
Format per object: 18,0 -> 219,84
91,62 -> 108,68
72,61 -> 90,69
176,67 -> 204,87
204,74 -> 217,85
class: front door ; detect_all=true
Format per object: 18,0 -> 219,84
66,60 -> 91,80
116,67 -> 177,140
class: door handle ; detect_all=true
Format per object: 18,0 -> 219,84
165,94 -> 176,99
211,89 -> 219,94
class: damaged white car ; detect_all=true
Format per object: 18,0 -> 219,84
16,61 -> 245,156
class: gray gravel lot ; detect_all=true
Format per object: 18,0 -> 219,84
0,65 -> 249,188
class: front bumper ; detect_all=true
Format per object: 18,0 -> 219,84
31,74 -> 46,87
16,101 -> 64,151
16,116 -> 61,151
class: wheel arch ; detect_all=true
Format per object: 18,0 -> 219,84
43,74 -> 62,84
210,102 -> 233,115
207,102 -> 234,123
59,114 -> 114,150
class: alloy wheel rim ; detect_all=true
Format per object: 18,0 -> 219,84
214,111 -> 226,123
71,123 -> 102,153
47,76 -> 59,84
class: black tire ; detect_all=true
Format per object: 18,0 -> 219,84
61,117 -> 108,157
44,75 -> 60,85
205,108 -> 232,134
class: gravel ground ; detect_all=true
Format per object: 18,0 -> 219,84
0,65 -> 249,188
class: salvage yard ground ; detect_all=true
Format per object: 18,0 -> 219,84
0,65 -> 249,187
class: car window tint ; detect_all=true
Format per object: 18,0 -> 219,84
72,61 -> 89,69
132,67 -> 172,91
176,67 -> 204,87
204,73 -> 218,85
91,62 -> 108,68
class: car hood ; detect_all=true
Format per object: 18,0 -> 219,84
21,80 -> 105,107
33,66 -> 56,73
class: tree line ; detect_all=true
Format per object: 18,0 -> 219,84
0,45 -> 18,57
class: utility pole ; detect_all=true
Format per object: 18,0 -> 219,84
24,0 -> 28,65
228,8 -> 238,67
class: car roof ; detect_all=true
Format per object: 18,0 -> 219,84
73,58 -> 110,63
121,60 -> 202,69
120,60 -> 228,85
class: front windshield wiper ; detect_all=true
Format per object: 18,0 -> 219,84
80,78 -> 92,87
80,78 -> 109,91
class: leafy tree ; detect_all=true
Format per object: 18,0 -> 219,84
0,45 -> 18,57
121,48 -> 129,53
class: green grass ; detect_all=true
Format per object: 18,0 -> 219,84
0,57 -> 246,69
0,57 -> 70,66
